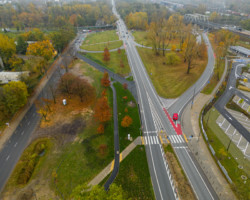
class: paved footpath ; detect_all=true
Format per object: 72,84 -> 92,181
182,58 -> 237,200
88,137 -> 141,186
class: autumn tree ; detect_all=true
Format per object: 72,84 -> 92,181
72,77 -> 95,104
182,34 -> 198,74
0,81 -> 28,116
8,55 -> 24,71
0,34 -> 16,68
123,83 -> 128,90
117,48 -> 121,54
121,115 -> 133,128
101,72 -> 110,87
126,12 -> 148,30
59,73 -> 76,95
97,124 -> 104,134
16,35 -> 28,54
26,40 -> 55,61
35,98 -> 51,121
50,26 -> 76,53
103,47 -> 110,63
94,96 -> 111,123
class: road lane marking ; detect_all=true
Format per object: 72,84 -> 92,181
141,136 -> 144,145
110,160 -> 114,172
120,153 -> 122,162
145,136 -> 148,145
179,135 -> 184,143
159,136 -> 163,144
6,155 -> 10,161
14,142 -> 18,147
171,136 -> 176,143
28,121 -> 31,125
33,113 -> 35,117
21,131 -> 24,135
150,136 -> 153,145
184,148 -> 215,200
153,136 -> 157,144
183,134 -> 188,143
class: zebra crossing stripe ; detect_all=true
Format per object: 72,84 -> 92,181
153,136 -> 157,144
145,137 -> 148,145
171,136 -> 176,143
175,135 -> 181,143
150,136 -> 153,145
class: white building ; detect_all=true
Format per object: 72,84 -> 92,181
0,71 -> 29,84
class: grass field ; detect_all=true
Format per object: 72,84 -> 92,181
203,108 -> 250,200
81,30 -> 122,51
133,31 -> 181,49
85,50 -> 130,77
113,82 -> 141,150
137,47 -> 207,98
201,33 -> 226,94
1,61 -> 116,199
108,146 -> 155,200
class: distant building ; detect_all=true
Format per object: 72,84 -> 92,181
0,71 -> 29,84
230,46 -> 250,58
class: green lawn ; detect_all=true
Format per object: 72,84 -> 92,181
81,30 -> 122,51
137,47 -> 207,98
203,108 -> 250,199
104,146 -> 155,200
85,50 -> 130,77
133,31 -> 153,47
202,61 -> 226,94
113,82 -> 141,151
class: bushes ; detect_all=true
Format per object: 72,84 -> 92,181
17,140 -> 48,185
166,52 -> 180,65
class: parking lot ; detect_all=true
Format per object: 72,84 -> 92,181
216,109 -> 250,157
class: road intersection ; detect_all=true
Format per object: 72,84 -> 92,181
112,0 -> 218,199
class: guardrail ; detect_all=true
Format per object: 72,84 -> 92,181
200,108 -> 233,184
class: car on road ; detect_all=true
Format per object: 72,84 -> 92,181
173,113 -> 178,121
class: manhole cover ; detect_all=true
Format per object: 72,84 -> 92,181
238,165 -> 243,169
241,175 -> 247,180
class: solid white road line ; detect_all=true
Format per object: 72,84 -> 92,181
6,155 -> 10,161
14,142 -> 18,147
153,136 -> 157,144
21,131 -> 24,135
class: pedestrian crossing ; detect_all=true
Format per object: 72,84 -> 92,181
144,136 -> 160,145
143,135 -> 185,145
168,135 -> 185,144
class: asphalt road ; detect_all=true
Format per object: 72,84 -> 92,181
168,32 -> 215,116
112,0 -> 218,199
215,62 -> 250,142
0,36 -> 81,193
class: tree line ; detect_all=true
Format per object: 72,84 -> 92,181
0,0 -> 115,30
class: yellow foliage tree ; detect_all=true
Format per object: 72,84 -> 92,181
26,40 -> 55,61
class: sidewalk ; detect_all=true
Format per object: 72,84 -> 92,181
88,137 -> 141,186
182,58 -> 237,200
